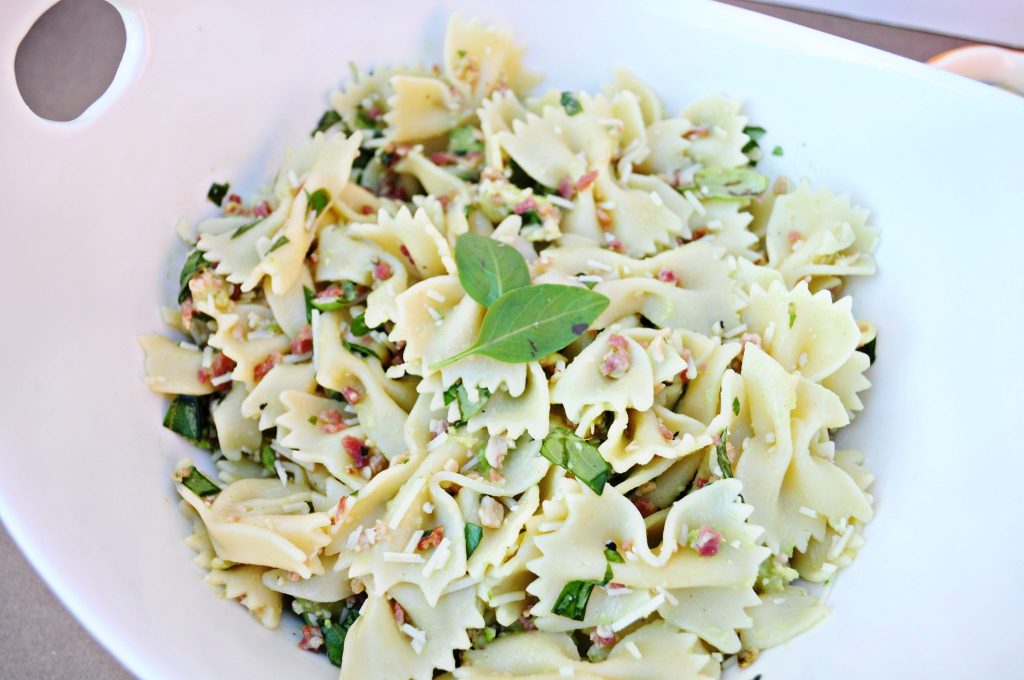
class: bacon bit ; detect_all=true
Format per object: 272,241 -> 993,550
252,200 -> 272,218
631,496 -> 656,518
694,525 -> 722,557
211,352 -> 235,378
605,238 -> 626,253
229,284 -> 242,301
319,409 -> 345,434
656,268 -> 678,284
576,170 -> 598,191
196,368 -> 209,385
253,351 -> 281,383
417,526 -> 445,551
291,325 -> 313,355
694,477 -> 709,489
558,176 -> 576,199
591,626 -> 617,647
391,600 -> 406,626
298,625 -> 324,651
343,436 -> 369,468
373,260 -> 394,281
740,332 -> 762,350
656,420 -> 673,441
437,193 -> 452,211
333,496 -> 352,523
307,252 -> 319,268
341,386 -> 362,404
513,197 -> 537,215
399,244 -> 416,266
683,125 -> 711,140
180,298 -> 195,330
429,151 -> 457,166
518,615 -> 537,632
690,228 -> 709,240
368,453 -> 388,477
359,204 -> 374,215
227,193 -> 242,204
600,334 -> 631,379
787,230 -> 803,245
595,208 -> 613,230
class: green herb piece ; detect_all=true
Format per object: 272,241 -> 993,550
442,382 -> 491,428
312,109 -> 342,136
741,125 -> 766,154
552,579 -> 597,620
178,250 -> 207,303
163,395 -> 209,442
454,233 -> 531,308
520,209 -> 543,226
267,235 -> 289,254
231,218 -> 263,240
755,556 -> 799,594
506,159 -> 552,195
716,428 -> 733,479
788,302 -> 797,328
604,547 -> 624,564
344,340 -> 380,360
322,606 -> 360,667
539,427 -> 611,495
181,465 -> 220,497
433,284 -> 609,368
860,336 -> 876,365
465,522 -> 484,558
303,286 -> 315,323
602,562 -> 614,584
260,443 -> 277,474
306,188 -> 330,216
309,281 -> 360,312
207,182 -> 230,206
308,415 -> 319,425
354,104 -> 383,133
772,145 -> 784,157
693,167 -> 768,200
560,91 -> 583,116
350,313 -> 376,337
449,124 -> 483,155
732,397 -> 740,416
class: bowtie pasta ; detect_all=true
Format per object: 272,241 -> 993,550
142,14 -> 879,679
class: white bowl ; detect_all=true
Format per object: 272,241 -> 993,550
2,1 -> 1022,678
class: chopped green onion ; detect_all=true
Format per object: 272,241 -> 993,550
465,522 -> 483,558
181,465 -> 220,497
539,428 -> 610,495
207,182 -> 230,206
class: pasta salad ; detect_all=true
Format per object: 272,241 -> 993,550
141,14 -> 879,679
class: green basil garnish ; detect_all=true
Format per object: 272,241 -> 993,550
322,606 -> 360,667
178,250 -> 207,303
312,109 -> 342,136
306,188 -> 330,216
442,381 -> 491,428
207,182 -> 230,206
231,218 -> 263,240
343,340 -> 380,360
163,395 -> 210,444
267,235 -> 289,254
560,91 -> 582,116
181,465 -> 220,497
539,427 -> 610,495
465,522 -> 483,558
716,428 -> 733,479
454,233 -> 531,308
260,443 -> 277,474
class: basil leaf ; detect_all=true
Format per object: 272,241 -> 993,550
604,547 -> 624,564
449,124 -> 483,155
860,336 -> 876,365
788,302 -> 797,329
772,145 -> 784,157
309,281 -> 360,311
306,188 -> 330,216
260,443 -> 277,474
231,218 -> 263,239
507,159 -> 552,195
434,284 -> 609,368
732,397 -> 740,416
520,210 -> 543,226
322,606 -> 360,667
163,395 -> 209,442
354,104 -> 382,133
178,250 -> 207,303
312,109 -> 342,136
694,167 -> 768,200
602,562 -> 614,585
716,428 -> 733,479
442,382 -> 490,428
181,465 -> 220,497
207,182 -> 230,206
552,580 -> 597,621
454,233 -> 531,308
350,313 -> 376,337
539,427 -> 610,495
267,235 -> 289,254
741,125 -> 766,154
343,340 -> 380,360
560,91 -> 582,116
303,286 -> 315,323
465,523 -> 483,558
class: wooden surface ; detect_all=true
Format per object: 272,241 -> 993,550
0,1 -> 985,677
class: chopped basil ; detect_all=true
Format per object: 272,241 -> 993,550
308,415 -> 318,425
350,313 -> 377,337
520,209 -> 543,226
506,159 -> 552,195
732,397 -> 740,416
303,286 -> 315,323
433,284 -> 609,368
560,91 -> 583,116
442,381 -> 491,427
454,233 -> 531,308
539,427 -> 610,495
260,443 -> 277,474
354,104 -> 383,133
604,547 -> 624,564
448,124 -> 483,155
343,340 -> 380,360
178,250 -> 207,303
693,167 -> 768,200
772,145 -> 784,157
788,302 -> 797,328
181,465 -> 220,497
230,218 -> 263,240
860,336 -> 876,365
267,235 -> 289,254
306,188 -> 330,216
465,522 -> 483,558
322,605 -> 360,667
716,428 -> 733,479
207,182 -> 230,206
551,579 -> 597,621
309,281 -> 360,311
312,109 -> 342,136
163,395 -> 210,443
741,125 -> 766,154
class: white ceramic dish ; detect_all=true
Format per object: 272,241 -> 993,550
2,1 -> 1022,678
